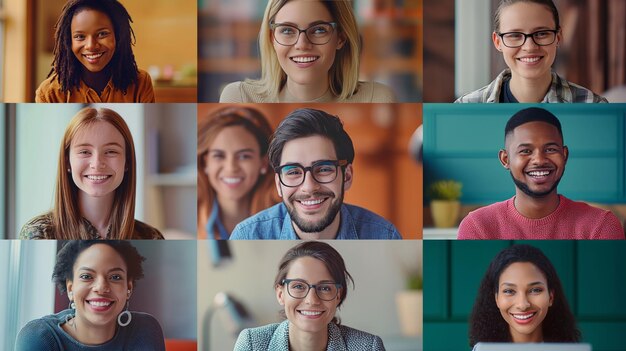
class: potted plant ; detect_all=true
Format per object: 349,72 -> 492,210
429,179 -> 462,228
396,272 -> 423,336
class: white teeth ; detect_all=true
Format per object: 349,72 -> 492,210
512,312 -> 535,320
528,171 -> 550,177
291,56 -> 318,63
222,177 -> 243,184
300,310 -> 322,316
519,56 -> 540,63
84,52 -> 104,59
300,199 -> 324,206
87,175 -> 109,181
88,301 -> 112,307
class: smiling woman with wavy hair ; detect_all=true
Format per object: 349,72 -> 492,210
469,244 -> 580,349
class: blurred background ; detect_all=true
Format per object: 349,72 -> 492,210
424,240 -> 626,351
197,240 -> 423,351
424,0 -> 626,102
198,103 -> 423,239
422,103 -> 626,238
0,240 -> 197,351
0,103 -> 197,239
0,0 -> 197,102
197,0 -> 423,102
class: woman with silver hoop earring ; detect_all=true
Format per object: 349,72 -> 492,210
15,241 -> 165,350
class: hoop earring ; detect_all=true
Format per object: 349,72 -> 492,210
117,301 -> 132,327
66,300 -> 77,331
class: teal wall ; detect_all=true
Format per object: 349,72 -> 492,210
423,104 -> 626,204
424,241 -> 626,351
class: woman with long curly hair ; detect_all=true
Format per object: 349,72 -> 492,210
36,0 -> 154,102
469,244 -> 580,349
15,241 -> 165,350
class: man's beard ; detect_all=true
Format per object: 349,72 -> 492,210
510,171 -> 563,198
285,187 -> 344,233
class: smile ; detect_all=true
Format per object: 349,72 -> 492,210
526,170 -> 551,177
83,52 -> 105,60
87,300 -> 113,307
290,56 -> 319,63
517,56 -> 542,63
86,175 -> 111,181
511,311 -> 536,320
299,198 -> 325,206
222,177 -> 243,185
298,310 -> 323,316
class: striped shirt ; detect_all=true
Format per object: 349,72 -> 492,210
455,69 -> 608,103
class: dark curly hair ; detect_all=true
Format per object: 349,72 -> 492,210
50,0 -> 139,94
52,240 -> 145,294
274,241 -> 354,324
469,244 -> 580,347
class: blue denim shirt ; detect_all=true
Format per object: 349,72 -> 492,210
230,203 -> 402,239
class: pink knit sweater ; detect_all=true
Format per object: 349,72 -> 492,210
457,195 -> 625,240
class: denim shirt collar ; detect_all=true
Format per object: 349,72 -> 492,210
278,204 -> 359,240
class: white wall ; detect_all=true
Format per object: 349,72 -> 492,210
1,240 -> 56,350
129,240 -> 197,339
15,104 -> 147,234
16,104 -> 80,230
198,241 -> 422,351
455,0 -> 492,97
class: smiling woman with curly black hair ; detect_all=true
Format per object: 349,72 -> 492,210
15,240 -> 165,350
35,0 -> 154,103
469,244 -> 580,349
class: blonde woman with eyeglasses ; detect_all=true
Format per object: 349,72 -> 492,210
456,0 -> 606,103
219,0 -> 396,103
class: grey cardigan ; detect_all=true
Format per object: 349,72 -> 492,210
234,320 -> 386,351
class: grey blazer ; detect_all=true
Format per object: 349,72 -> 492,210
234,320 -> 386,351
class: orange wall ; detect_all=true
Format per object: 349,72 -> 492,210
123,0 -> 197,74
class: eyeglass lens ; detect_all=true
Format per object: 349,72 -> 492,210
273,23 -> 335,46
279,161 -> 339,187
501,30 -> 556,48
286,280 -> 338,301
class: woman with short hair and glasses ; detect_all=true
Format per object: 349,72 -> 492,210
219,0 -> 395,103
456,0 -> 607,103
234,241 -> 386,350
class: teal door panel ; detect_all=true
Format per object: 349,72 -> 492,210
450,241 -> 510,319
424,241 -> 449,320
579,322 -> 626,351
577,241 -> 626,318
424,159 -> 513,203
559,158 -> 621,201
430,115 -> 504,154
423,322 -> 470,351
